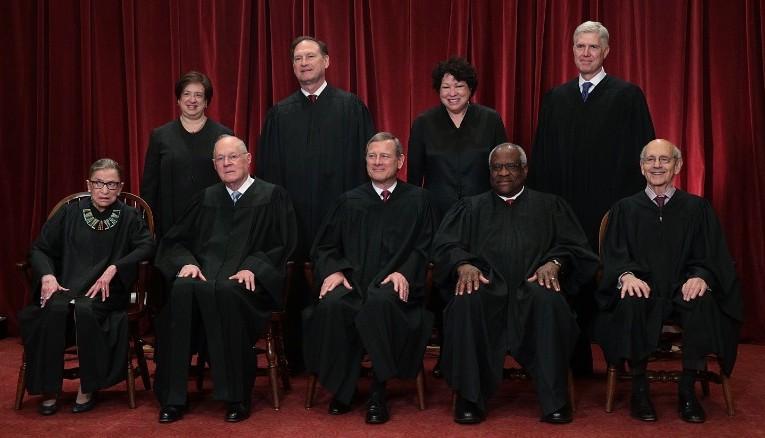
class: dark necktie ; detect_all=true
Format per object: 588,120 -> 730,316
581,82 -> 593,102
505,198 -> 514,206
308,94 -> 318,104
381,190 -> 391,203
655,195 -> 667,208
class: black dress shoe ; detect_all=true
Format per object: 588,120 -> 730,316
454,396 -> 484,424
328,398 -> 351,415
365,394 -> 389,424
541,403 -> 573,424
72,393 -> 97,414
37,400 -> 58,416
225,402 -> 251,423
159,405 -> 185,423
678,393 -> 706,423
630,391 -> 657,421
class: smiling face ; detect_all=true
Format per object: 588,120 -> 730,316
177,82 -> 207,119
489,148 -> 527,197
213,137 -> 251,190
573,32 -> 609,80
640,140 -> 682,193
439,73 -> 471,115
292,40 -> 329,89
366,139 -> 404,187
87,168 -> 123,212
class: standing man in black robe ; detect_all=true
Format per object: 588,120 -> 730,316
595,139 -> 742,423
303,132 -> 434,424
258,36 -> 376,371
528,21 -> 656,374
435,143 -> 598,425
154,135 -> 297,423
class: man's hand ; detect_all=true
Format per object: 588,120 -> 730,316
681,277 -> 708,302
178,264 -> 207,281
320,271 -> 352,299
455,264 -> 489,295
382,272 -> 409,302
620,273 -> 651,299
229,270 -> 256,292
85,265 -> 117,301
40,274 -> 69,307
527,261 -> 561,292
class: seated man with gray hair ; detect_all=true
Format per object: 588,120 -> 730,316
595,139 -> 742,423
434,143 -> 598,424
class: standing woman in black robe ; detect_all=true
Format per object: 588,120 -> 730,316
19,159 -> 155,415
141,71 -> 233,240
407,57 -> 507,374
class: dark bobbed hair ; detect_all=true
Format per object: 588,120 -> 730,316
431,57 -> 478,94
174,71 -> 213,103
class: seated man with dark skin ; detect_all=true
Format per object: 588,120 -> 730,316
595,139 -> 742,423
303,132 -> 435,424
434,143 -> 598,425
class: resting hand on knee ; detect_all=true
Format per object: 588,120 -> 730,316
620,273 -> 651,299
455,264 -> 489,295
40,274 -> 69,307
320,271 -> 352,298
85,264 -> 117,301
229,269 -> 256,292
381,272 -> 409,302
527,261 -> 561,292
681,277 -> 708,302
177,264 -> 207,281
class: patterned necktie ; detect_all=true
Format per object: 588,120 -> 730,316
505,198 -> 514,206
381,190 -> 391,203
308,94 -> 318,104
231,191 -> 242,204
655,195 -> 667,208
581,82 -> 593,102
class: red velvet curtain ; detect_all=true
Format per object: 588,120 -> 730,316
2,0 -> 764,340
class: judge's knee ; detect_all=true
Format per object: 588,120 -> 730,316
43,295 -> 71,315
529,284 -> 568,309
363,286 -> 398,310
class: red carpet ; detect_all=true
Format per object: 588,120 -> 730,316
1,338 -> 763,437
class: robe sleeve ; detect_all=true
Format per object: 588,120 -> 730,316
111,210 -> 156,291
544,197 -> 599,294
432,198 -> 485,299
310,196 -> 355,283
616,87 -> 656,196
256,107 -> 284,185
491,110 -> 508,146
28,205 -> 68,281
407,116 -> 427,187
392,191 -> 436,299
140,128 -> 162,232
154,193 -> 203,281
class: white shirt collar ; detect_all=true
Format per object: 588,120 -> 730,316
226,176 -> 255,197
497,186 -> 525,202
301,81 -> 328,97
579,68 -> 607,91
372,180 -> 398,199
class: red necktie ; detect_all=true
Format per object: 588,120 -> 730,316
382,190 -> 391,203
505,198 -> 514,206
308,94 -> 318,104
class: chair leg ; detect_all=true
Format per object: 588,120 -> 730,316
305,374 -> 318,409
567,368 -> 576,412
195,353 -> 206,392
127,358 -> 136,409
274,320 -> 291,390
721,373 -> 735,416
605,364 -> 617,413
265,327 -> 280,410
14,360 -> 27,410
133,336 -> 151,390
415,366 -> 426,410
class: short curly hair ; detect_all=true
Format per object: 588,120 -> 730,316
431,57 -> 478,94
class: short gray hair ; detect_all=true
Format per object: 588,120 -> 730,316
573,21 -> 609,47
213,134 -> 248,157
366,132 -> 403,156
89,158 -> 122,180
488,143 -> 527,166
640,140 -> 683,161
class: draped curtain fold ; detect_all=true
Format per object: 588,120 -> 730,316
1,0 -> 763,340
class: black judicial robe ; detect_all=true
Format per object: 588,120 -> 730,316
408,104 -> 507,220
528,75 -> 655,249
20,198 -> 155,394
153,179 -> 297,404
434,189 -> 598,414
303,182 -> 435,404
257,86 -> 375,256
595,190 -> 742,375
141,119 -> 233,238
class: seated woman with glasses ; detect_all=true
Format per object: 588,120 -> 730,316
19,158 -> 155,415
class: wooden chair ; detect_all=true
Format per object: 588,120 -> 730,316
14,192 -> 154,410
195,261 -> 293,410
303,262 -> 427,411
598,211 -> 734,416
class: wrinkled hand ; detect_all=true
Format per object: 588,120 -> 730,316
85,265 -> 118,301
382,272 -> 409,302
527,261 -> 561,292
177,264 -> 207,281
620,273 -> 651,299
455,264 -> 489,295
681,277 -> 708,302
320,271 -> 352,299
229,270 -> 256,292
40,274 -> 69,307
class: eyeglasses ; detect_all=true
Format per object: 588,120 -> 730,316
490,163 -> 525,172
214,153 -> 247,163
88,180 -> 122,190
641,156 -> 675,165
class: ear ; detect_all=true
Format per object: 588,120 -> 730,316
397,155 -> 406,170
324,55 -> 330,69
603,45 -> 610,60
674,158 -> 683,175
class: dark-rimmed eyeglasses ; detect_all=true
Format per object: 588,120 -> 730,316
88,180 -> 122,190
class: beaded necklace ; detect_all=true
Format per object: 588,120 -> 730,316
82,208 -> 121,231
